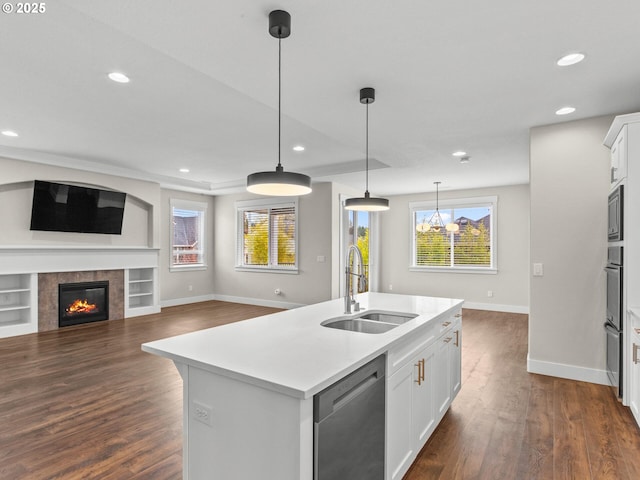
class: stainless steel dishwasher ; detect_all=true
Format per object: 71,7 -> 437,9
313,354 -> 385,480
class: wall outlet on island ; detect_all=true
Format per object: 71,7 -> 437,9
487,290 -> 493,298
188,285 -> 193,292
388,284 -> 393,291
192,401 -> 212,426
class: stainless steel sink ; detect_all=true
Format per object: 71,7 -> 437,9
358,312 -> 418,324
321,311 -> 418,334
322,318 -> 397,334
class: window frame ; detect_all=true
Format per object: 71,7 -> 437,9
170,198 -> 208,272
409,195 -> 497,274
235,197 -> 299,274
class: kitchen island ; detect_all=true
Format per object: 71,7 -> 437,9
142,292 -> 463,480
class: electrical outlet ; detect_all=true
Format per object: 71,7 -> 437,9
192,401 -> 212,426
188,285 -> 193,291
533,263 -> 544,277
274,288 -> 282,295
389,284 -> 393,291
487,290 -> 493,298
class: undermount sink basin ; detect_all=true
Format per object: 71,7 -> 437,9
322,318 -> 397,334
321,311 -> 419,334
357,312 -> 418,324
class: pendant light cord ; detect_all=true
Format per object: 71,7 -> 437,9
278,36 -> 282,169
365,102 -> 369,194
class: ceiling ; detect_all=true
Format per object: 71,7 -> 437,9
1,0 -> 640,196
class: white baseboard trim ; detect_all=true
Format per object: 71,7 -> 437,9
527,355 -> 610,386
462,302 -> 529,314
212,294 -> 305,310
160,294 -> 216,308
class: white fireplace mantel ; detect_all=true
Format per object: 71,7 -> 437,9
0,246 -> 159,274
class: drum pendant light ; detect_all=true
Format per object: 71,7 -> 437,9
345,88 -> 389,211
246,10 -> 312,196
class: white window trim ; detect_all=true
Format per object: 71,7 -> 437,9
409,195 -> 498,274
170,198 -> 208,272
235,197 -> 299,274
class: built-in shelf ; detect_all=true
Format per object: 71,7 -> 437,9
125,268 -> 160,317
0,273 -> 37,338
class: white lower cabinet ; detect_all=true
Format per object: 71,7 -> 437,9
387,343 -> 436,480
630,327 -> 640,424
386,310 -> 462,480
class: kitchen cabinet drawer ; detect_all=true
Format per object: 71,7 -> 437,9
387,325 -> 436,376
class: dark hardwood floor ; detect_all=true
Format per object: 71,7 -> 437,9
1,303 -> 638,479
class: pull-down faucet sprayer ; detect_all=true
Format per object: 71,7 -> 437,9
345,245 -> 367,314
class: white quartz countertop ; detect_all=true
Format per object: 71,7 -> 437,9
142,293 -> 463,399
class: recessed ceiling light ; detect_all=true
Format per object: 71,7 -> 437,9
108,72 -> 130,83
452,151 -> 466,157
179,168 -> 190,173
1,130 -> 18,137
557,53 -> 585,67
556,106 -> 576,115
293,145 -> 305,152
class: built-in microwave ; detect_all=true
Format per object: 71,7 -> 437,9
608,184 -> 623,242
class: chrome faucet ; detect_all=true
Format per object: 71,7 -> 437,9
345,245 -> 367,314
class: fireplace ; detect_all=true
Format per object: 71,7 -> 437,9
59,281 -> 109,327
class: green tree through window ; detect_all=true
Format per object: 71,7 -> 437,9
412,201 -> 494,270
238,201 -> 297,271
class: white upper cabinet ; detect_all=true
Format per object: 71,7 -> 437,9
610,125 -> 627,188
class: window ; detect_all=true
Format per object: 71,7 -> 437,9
236,198 -> 298,273
170,199 -> 207,271
410,196 -> 497,273
346,209 -> 370,293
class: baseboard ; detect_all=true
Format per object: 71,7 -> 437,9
212,294 -> 305,310
462,302 -> 529,314
527,355 -> 610,386
160,294 -> 216,308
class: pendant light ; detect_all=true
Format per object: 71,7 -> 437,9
416,181 -> 458,232
345,88 -> 390,211
246,10 -> 312,196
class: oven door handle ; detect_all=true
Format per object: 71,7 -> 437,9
604,266 -> 620,272
604,322 -> 620,335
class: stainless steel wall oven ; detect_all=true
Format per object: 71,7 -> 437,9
608,185 -> 623,241
605,246 -> 623,396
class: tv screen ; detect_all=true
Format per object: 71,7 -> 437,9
30,180 -> 127,234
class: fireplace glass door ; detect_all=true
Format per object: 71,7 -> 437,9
59,281 -> 109,327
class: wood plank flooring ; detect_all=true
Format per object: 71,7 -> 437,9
405,309 -> 640,480
1,303 -> 638,479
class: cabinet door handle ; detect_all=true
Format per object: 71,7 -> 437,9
420,358 -> 425,382
442,321 -> 451,327
634,344 -> 640,365
454,330 -> 459,347
635,328 -> 640,335
444,337 -> 452,343
414,361 -> 422,385
454,313 -> 462,318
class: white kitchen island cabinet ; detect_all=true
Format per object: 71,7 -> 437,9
142,293 -> 463,480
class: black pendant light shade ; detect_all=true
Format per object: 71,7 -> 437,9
246,10 -> 312,196
345,88 -> 390,211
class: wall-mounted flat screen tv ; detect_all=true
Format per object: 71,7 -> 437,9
30,180 -> 127,235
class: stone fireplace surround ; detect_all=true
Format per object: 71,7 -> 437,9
39,270 -> 124,331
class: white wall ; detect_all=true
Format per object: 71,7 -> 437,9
529,115 -> 612,384
0,156 -> 158,247
159,188 -> 216,305
379,184 -> 530,312
212,182 -> 333,307
0,156 -> 217,306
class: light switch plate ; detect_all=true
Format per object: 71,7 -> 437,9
533,263 -> 544,277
